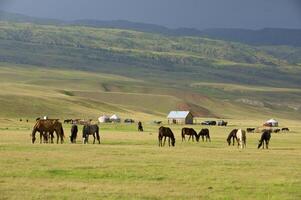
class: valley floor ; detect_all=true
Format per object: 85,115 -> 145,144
0,119 -> 300,200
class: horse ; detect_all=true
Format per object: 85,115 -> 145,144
158,126 -> 175,147
64,119 -> 73,124
181,128 -> 199,142
236,129 -> 246,149
258,130 -> 271,149
70,124 -> 78,144
198,128 -> 211,142
273,128 -> 281,133
32,119 -> 64,144
138,121 -> 144,132
282,128 -> 290,132
82,124 -> 100,144
247,128 -> 255,133
227,129 -> 238,146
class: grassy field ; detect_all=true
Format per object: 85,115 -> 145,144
0,119 -> 300,200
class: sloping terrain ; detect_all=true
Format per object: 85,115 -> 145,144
0,19 -> 300,120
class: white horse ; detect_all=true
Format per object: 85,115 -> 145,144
236,129 -> 246,149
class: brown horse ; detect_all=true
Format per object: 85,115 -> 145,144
198,128 -> 211,142
227,129 -> 238,146
32,119 -> 64,144
158,126 -> 175,147
181,128 -> 199,142
258,130 -> 272,149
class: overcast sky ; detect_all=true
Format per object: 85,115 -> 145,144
1,0 -> 301,30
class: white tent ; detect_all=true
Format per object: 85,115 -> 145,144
264,119 -> 279,127
110,114 -> 121,123
98,115 -> 110,123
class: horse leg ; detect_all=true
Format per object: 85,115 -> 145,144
202,136 -> 204,142
188,135 -> 191,141
93,134 -> 96,144
192,135 -> 194,142
55,131 -> 59,144
40,132 -> 43,144
168,138 -> 171,147
163,137 -> 167,146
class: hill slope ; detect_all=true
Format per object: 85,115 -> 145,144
0,19 -> 300,120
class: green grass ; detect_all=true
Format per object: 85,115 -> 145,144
0,119 -> 300,199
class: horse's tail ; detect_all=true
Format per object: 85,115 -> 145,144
96,126 -> 100,142
61,125 -> 65,138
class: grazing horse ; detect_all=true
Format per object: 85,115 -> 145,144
258,130 -> 271,149
158,126 -> 175,147
64,119 -> 73,124
82,124 -> 100,144
181,128 -> 198,142
273,129 -> 281,133
247,128 -> 255,133
32,119 -> 64,144
227,129 -> 238,146
282,128 -> 290,132
198,128 -> 211,142
70,124 -> 78,144
138,121 -> 144,132
236,129 -> 246,149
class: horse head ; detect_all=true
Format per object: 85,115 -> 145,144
171,138 -> 176,146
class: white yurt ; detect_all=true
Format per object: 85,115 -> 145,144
98,115 -> 110,123
264,119 -> 279,127
110,114 -> 121,123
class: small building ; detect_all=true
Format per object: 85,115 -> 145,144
167,111 -> 193,125
98,115 -> 110,123
110,114 -> 121,123
263,119 -> 279,127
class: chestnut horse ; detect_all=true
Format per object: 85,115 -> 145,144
32,119 -> 64,144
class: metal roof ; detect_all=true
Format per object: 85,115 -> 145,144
167,111 -> 191,119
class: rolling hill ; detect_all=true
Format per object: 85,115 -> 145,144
0,15 -> 300,120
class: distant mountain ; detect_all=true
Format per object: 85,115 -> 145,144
200,28 -> 301,47
1,11 -> 301,47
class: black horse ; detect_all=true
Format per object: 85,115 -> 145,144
138,121 -> 144,132
158,126 -> 175,147
198,128 -> 211,142
258,130 -> 271,149
82,124 -> 100,144
181,128 -> 199,142
227,129 -> 238,146
70,124 -> 78,144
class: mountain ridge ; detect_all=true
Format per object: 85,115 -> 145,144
1,10 -> 301,47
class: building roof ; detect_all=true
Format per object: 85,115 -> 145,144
110,114 -> 120,120
167,111 -> 191,119
266,119 -> 278,123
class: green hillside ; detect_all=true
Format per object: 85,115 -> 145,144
0,21 -> 300,120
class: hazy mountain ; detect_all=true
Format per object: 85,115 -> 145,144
1,11 -> 301,47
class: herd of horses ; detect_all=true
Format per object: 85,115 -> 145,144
32,119 -> 282,150
158,126 -> 273,149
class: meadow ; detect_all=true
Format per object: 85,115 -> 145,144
0,119 -> 300,200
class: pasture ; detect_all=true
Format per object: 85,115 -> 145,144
1,119 -> 300,200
